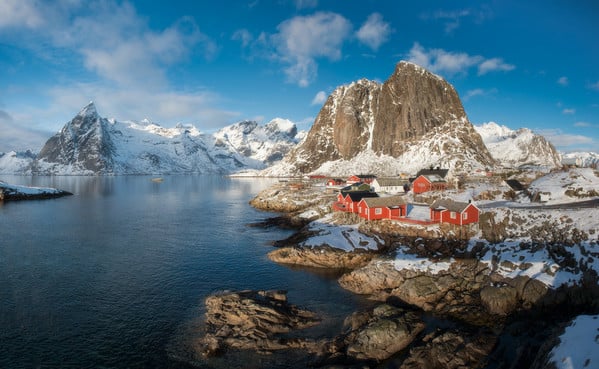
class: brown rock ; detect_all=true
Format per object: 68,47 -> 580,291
197,290 -> 320,357
480,285 -> 518,315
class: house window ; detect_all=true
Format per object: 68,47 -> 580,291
375,208 -> 382,215
462,212 -> 468,220
450,211 -> 456,219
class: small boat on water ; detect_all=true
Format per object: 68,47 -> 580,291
151,177 -> 164,183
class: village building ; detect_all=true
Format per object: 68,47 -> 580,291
430,199 -> 480,226
333,191 -> 378,213
411,174 -> 448,194
415,168 -> 449,180
346,174 -> 377,185
340,182 -> 372,193
326,178 -> 345,187
371,178 -> 408,194
356,195 -> 407,221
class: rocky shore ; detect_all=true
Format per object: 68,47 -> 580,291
0,180 -> 72,201
194,183 -> 599,368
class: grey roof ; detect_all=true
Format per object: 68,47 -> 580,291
430,198 -> 474,213
362,195 -> 407,208
416,168 -> 449,179
345,191 -> 378,202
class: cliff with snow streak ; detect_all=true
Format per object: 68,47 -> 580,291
263,61 -> 496,176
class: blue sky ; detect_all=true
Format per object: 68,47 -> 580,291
0,0 -> 597,153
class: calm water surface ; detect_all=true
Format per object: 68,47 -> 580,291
0,176 -> 370,368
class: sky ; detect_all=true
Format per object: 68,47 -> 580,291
0,0 -> 597,153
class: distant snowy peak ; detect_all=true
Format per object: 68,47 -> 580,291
474,122 -> 561,169
2,104 -> 302,175
561,151 -> 599,168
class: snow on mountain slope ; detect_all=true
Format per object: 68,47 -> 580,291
475,122 -> 561,169
528,168 -> 599,204
0,151 -> 37,174
2,102 -> 302,175
561,151 -> 599,168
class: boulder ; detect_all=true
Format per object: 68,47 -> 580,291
342,304 -> 425,361
196,290 -> 320,357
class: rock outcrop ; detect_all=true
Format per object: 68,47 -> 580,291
196,290 -> 320,357
264,61 -> 496,176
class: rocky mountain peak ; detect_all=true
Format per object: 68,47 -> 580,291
266,60 -> 495,176
35,102 -> 115,174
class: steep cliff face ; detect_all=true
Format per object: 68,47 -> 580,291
266,61 -> 496,176
36,102 -> 115,173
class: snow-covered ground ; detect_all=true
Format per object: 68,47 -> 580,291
299,214 -> 383,252
528,168 -> 599,204
547,314 -> 599,369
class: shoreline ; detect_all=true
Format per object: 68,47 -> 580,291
196,179 -> 599,367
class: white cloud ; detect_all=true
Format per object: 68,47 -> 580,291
0,109 -> 52,151
294,0 -> 318,9
356,13 -> 391,51
407,42 -> 481,76
477,58 -> 515,75
271,12 -> 352,86
463,88 -> 497,101
408,43 -> 515,77
232,29 -> 253,48
0,1 -> 235,134
557,76 -> 569,86
48,83 -> 239,130
574,121 -> 591,127
589,81 -> 599,91
421,7 -> 492,34
537,128 -> 594,149
311,91 -> 327,105
562,108 -> 576,115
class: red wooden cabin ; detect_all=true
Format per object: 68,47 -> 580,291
412,174 -> 447,194
430,199 -> 480,225
357,196 -> 408,221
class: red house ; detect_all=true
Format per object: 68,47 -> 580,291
412,174 -> 448,194
347,174 -> 377,185
327,178 -> 345,187
333,191 -> 378,213
357,196 -> 408,221
430,199 -> 480,225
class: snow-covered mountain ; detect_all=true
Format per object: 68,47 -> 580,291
1,102 -> 302,175
0,150 -> 37,174
262,61 -> 497,177
561,151 -> 599,168
474,122 -> 561,169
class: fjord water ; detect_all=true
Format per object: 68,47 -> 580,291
0,176 -> 367,368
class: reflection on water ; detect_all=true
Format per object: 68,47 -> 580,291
0,175 -> 370,368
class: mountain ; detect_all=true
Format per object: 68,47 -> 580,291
5,102 -> 302,175
0,150 -> 37,174
561,151 -> 599,168
262,61 -> 497,177
474,122 -> 562,169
